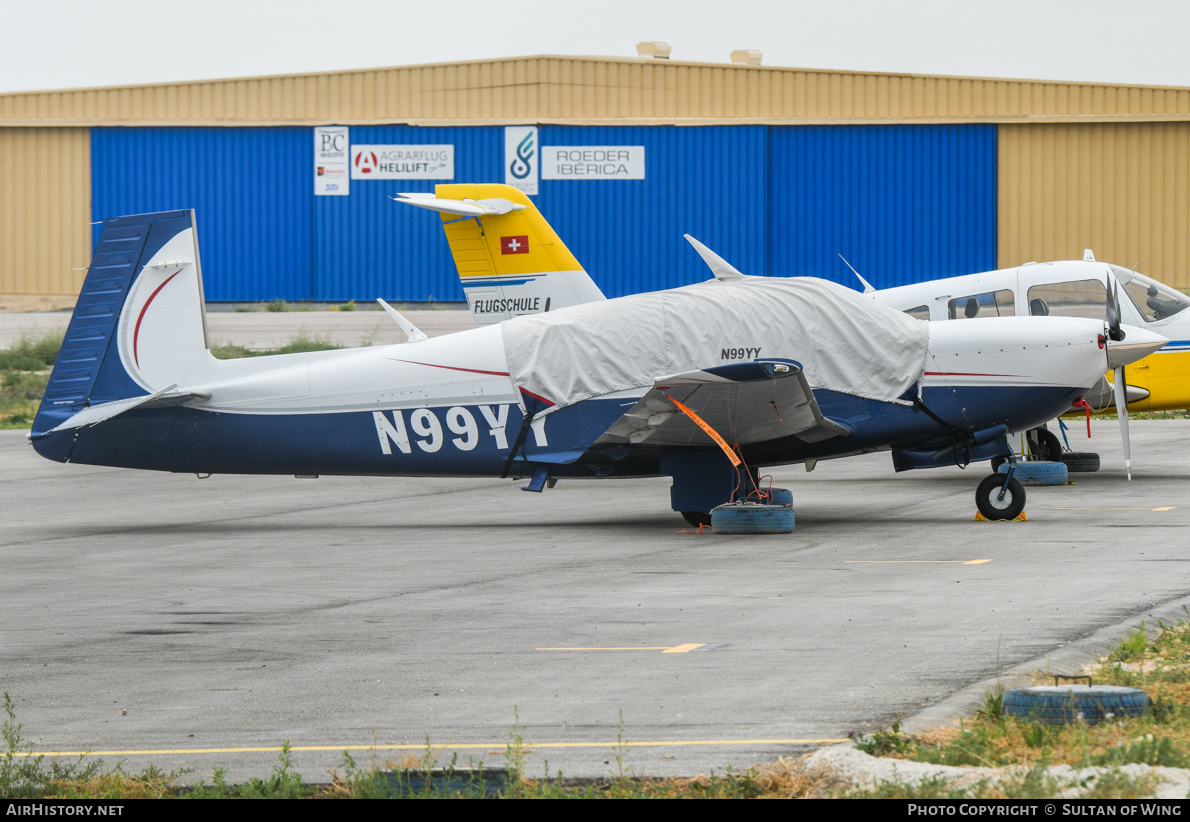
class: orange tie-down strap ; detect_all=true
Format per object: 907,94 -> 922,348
665,392 -> 742,467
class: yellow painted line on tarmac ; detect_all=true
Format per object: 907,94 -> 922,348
662,643 -> 707,654
1053,507 -> 1175,512
537,643 -> 706,653
845,560 -> 993,565
17,738 -> 849,758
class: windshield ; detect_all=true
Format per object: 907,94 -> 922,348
1109,265 -> 1190,323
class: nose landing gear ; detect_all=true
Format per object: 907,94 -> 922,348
976,469 -> 1026,521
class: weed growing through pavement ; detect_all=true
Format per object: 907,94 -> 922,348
838,615 -> 1190,797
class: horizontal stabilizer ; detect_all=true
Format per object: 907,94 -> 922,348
49,384 -> 210,432
392,193 -> 527,217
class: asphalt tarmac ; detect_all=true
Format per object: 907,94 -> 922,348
4,419 -> 1189,785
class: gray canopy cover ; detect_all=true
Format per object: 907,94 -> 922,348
500,277 -> 929,414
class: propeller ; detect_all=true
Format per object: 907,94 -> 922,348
1106,278 -> 1132,479
1092,276 -> 1166,479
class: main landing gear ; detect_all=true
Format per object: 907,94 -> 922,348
1027,424 -> 1100,473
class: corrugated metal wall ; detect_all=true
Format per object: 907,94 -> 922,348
91,127 -> 313,301
8,60 -> 1190,299
313,126 -> 502,301
88,124 -> 993,301
537,126 -> 768,295
770,125 -> 997,286
999,123 -> 1190,288
6,57 -> 1190,126
0,128 -> 91,294
315,125 -> 768,301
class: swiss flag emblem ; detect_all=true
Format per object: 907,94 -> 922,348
501,235 -> 529,255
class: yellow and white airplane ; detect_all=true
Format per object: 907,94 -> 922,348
394,184 -> 605,325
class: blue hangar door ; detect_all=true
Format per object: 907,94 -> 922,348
90,124 -> 996,301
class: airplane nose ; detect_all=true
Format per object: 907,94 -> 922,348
1106,324 -> 1168,369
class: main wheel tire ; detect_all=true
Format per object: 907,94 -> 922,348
1004,685 -> 1149,725
711,503 -> 795,535
1033,428 -> 1063,461
681,511 -> 712,528
999,460 -> 1069,486
1059,451 -> 1101,473
976,474 -> 1026,521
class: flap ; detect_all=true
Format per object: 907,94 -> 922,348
594,359 -> 850,450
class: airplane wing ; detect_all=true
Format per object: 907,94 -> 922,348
594,360 -> 851,450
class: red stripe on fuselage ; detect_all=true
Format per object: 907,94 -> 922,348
519,387 -> 555,407
924,371 -> 1016,377
133,270 -> 181,368
394,359 -> 510,377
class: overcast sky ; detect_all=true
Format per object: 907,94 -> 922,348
2,0 -> 1188,94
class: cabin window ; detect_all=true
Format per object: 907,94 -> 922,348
1026,280 -> 1106,320
947,290 -> 1015,320
903,305 -> 930,321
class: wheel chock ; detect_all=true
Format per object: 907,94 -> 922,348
974,510 -> 1028,522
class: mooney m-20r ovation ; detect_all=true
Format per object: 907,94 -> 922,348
29,207 -> 1165,527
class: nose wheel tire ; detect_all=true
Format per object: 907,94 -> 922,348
976,474 -> 1026,521
681,511 -> 712,528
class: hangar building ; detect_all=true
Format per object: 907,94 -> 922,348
3,54 -> 1190,301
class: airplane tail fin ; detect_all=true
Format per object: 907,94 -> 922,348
396,183 -> 605,325
31,210 -> 211,461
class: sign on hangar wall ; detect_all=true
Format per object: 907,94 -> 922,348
93,123 -> 995,302
319,126 -> 646,194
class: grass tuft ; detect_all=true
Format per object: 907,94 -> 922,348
209,331 -> 342,360
838,616 -> 1190,797
0,331 -> 344,429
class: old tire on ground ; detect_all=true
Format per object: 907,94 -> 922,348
711,503 -> 795,535
681,511 -> 712,528
747,487 -> 793,506
1059,451 -> 1101,473
1004,686 -> 1150,725
998,460 -> 1069,486
976,474 -> 1026,521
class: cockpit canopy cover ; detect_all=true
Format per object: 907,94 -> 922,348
501,276 -> 930,414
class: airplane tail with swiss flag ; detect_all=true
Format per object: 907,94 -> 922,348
395,183 -> 605,325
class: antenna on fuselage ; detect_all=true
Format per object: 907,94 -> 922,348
838,254 -> 874,293
683,235 -> 745,282
377,298 -> 428,343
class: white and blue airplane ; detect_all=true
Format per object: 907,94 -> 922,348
856,252 -> 1190,479
29,203 -> 1166,528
